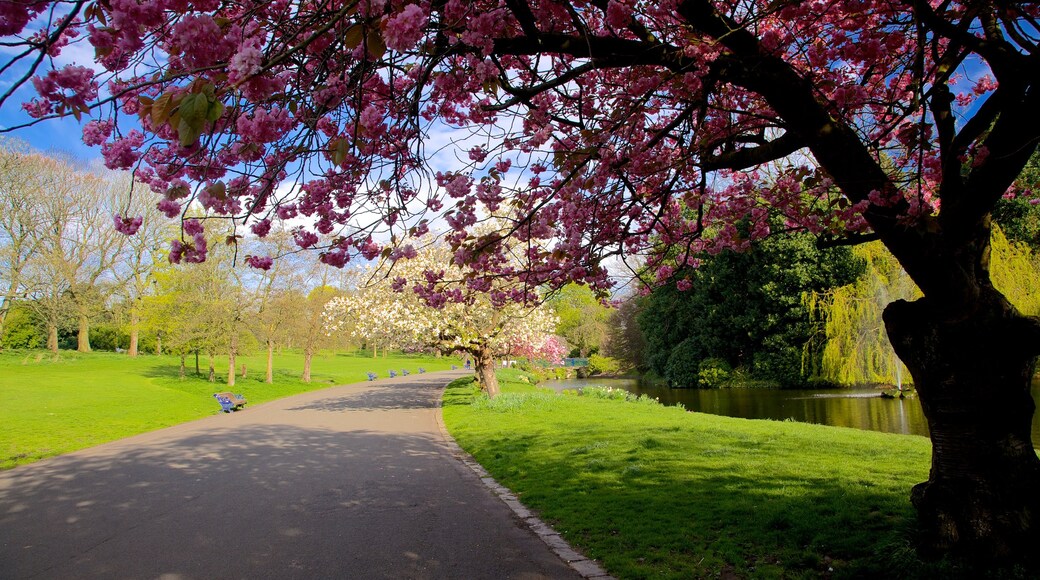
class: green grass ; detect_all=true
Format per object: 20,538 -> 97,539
1,348 -> 460,469
443,369 -> 964,579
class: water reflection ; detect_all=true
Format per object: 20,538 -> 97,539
541,377 -> 1040,442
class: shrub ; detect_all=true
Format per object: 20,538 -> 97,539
587,354 -> 621,376
697,358 -> 732,388
664,338 -> 701,387
0,305 -> 42,349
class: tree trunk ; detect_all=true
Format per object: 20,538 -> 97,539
77,312 -> 91,352
227,332 -> 238,387
475,346 -> 500,398
266,339 -> 274,384
156,332 -> 162,356
208,355 -> 215,382
372,343 -> 378,358
195,350 -> 200,375
179,354 -> 185,379
302,350 -> 313,383
885,294 -> 1040,564
128,308 -> 139,357
47,324 -> 58,353
227,352 -> 236,387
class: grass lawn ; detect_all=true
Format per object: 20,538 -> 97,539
1,348 -> 460,470
442,369 -> 975,579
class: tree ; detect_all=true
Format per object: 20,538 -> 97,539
325,241 -> 559,396
0,139 -> 46,349
6,1 -> 1040,562
549,284 -> 611,357
603,295 -> 646,372
639,231 -> 860,387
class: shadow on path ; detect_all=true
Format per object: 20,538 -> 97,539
0,372 -> 580,580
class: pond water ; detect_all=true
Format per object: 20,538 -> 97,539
540,376 -> 1040,442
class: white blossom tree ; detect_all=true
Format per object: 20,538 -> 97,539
326,240 -> 558,396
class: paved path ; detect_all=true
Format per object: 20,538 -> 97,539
0,371 -> 585,579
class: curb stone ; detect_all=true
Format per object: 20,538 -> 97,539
436,384 -> 616,580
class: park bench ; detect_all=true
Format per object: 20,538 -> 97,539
213,392 -> 247,412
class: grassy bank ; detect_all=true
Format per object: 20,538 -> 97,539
442,370 -> 950,579
1,348 -> 458,469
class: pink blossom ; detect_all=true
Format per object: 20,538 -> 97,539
250,219 -> 272,237
676,278 -> 692,291
113,214 -> 143,235
157,198 -> 182,218
183,219 -> 204,236
229,45 -> 263,82
246,255 -> 274,270
83,120 -> 114,146
384,5 -> 427,52
101,130 -> 144,170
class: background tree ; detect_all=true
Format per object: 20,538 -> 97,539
326,240 -> 559,396
640,230 -> 861,387
549,284 -> 611,357
7,0 -> 1040,562
603,295 -> 646,372
0,140 -> 46,349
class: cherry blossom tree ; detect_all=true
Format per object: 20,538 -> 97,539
325,240 -> 559,395
4,0 -> 1040,562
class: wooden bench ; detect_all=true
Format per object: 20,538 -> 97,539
213,392 -> 247,412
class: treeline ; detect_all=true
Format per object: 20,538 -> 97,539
0,140 -> 365,386
598,197 -> 1040,388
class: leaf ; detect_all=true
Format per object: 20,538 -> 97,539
151,92 -> 175,127
207,180 -> 227,200
366,30 -> 386,59
330,138 -> 351,167
343,24 -> 364,50
206,100 -> 224,123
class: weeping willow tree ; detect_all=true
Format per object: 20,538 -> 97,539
806,225 -> 1038,386
804,242 -> 918,386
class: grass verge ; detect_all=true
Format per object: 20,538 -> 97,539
1,348 -> 459,469
442,369 -> 971,579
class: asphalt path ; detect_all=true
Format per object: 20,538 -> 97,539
0,370 -> 584,579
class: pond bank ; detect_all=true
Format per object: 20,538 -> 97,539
539,376 -> 1040,443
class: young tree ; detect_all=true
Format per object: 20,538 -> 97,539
326,241 -> 559,396
6,0 -> 1040,562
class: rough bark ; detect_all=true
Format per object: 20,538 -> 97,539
46,325 -> 57,353
77,313 -> 91,352
885,290 -> 1040,564
127,309 -> 139,357
302,350 -> 313,383
156,333 -> 162,356
475,346 -> 500,398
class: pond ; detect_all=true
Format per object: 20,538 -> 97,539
540,376 -> 1040,442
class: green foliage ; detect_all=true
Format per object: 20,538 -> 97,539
443,375 -> 947,579
89,323 -> 129,351
640,231 -> 862,387
586,353 -> 621,376
991,226 -> 1040,316
1,303 -> 42,349
663,338 -> 701,387
549,283 -> 612,357
697,357 -> 732,388
808,225 -> 1038,386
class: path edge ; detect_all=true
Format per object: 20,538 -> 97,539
434,379 -> 616,580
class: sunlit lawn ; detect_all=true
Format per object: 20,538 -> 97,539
441,370 -> 964,579
1,348 -> 460,469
